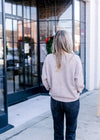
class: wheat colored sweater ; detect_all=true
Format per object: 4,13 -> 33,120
42,53 -> 84,102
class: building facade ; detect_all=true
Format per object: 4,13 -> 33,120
0,0 -> 99,133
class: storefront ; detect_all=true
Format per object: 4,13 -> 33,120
0,0 -> 86,131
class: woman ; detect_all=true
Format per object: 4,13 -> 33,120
42,30 -> 84,140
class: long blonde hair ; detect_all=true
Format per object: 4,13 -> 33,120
52,30 -> 74,69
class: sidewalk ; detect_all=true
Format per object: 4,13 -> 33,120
0,90 -> 100,140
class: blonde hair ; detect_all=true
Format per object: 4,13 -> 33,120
52,30 -> 74,69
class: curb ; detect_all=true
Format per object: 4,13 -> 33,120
0,111 -> 51,140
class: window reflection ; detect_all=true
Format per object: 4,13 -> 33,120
13,20 -> 17,42
75,0 -> 80,21
56,20 -> 72,34
18,20 -> 22,41
0,78 -> 4,111
6,19 -> 12,42
5,2 -> 12,14
56,0 -> 72,20
24,5 -> 30,19
32,43 -> 38,86
39,3 -> 55,20
17,4 -> 22,17
0,0 -> 2,12
80,1 -> 85,22
24,20 -> 31,38
74,21 -> 80,55
0,39 -> 3,76
40,21 -> 55,42
31,21 -> 37,43
31,6 -> 37,20
0,8 -> 2,37
6,42 -> 14,94
13,4 -> 16,15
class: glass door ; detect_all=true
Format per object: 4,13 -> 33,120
6,18 -> 24,94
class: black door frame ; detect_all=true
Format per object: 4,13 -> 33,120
4,1 -> 40,106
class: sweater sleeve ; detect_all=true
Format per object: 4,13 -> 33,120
42,58 -> 50,91
74,56 -> 84,94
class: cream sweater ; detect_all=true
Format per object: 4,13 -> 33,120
42,53 -> 84,102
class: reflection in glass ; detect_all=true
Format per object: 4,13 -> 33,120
0,78 -> 4,111
0,39 -> 4,76
15,67 -> 24,92
56,20 -> 72,34
80,44 -> 85,64
25,66 -> 32,87
31,21 -> 37,43
31,6 -> 37,20
0,6 -> 2,37
24,20 -> 31,37
0,0 -> 2,12
6,43 -> 14,94
56,0 -> 72,20
75,0 -> 80,21
24,6 -> 30,19
17,21 -> 22,42
6,19 -> 12,42
40,21 -> 56,42
39,2 -> 55,20
13,20 -> 17,42
74,21 -> 80,55
24,40 -> 32,87
32,43 -> 38,86
80,1 -> 85,22
13,4 -> 16,15
80,23 -> 85,44
5,2 -> 12,14
7,70 -> 14,94
17,4 -> 22,17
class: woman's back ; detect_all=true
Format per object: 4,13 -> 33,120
42,52 -> 84,102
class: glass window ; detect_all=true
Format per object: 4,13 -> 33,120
24,2 -> 31,19
31,6 -> 37,20
0,0 -> 2,38
80,1 -> 85,22
56,0 -> 72,20
39,2 -> 55,20
6,19 -> 12,42
0,0 -> 2,12
17,4 -> 22,17
13,4 -> 16,15
31,21 -> 37,43
0,13 -> 2,38
7,70 -> 14,94
0,39 -> 4,76
74,21 -> 80,55
5,2 -> 12,14
75,0 -> 80,21
15,67 -> 24,92
6,43 -> 14,94
80,44 -> 85,64
17,20 -> 22,41
80,23 -> 85,44
24,20 -> 31,38
14,43 -> 24,91
32,43 -> 38,86
40,21 -> 56,43
13,20 -> 17,42
56,20 -> 72,34
0,78 -> 4,111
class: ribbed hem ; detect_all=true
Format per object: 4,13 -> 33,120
49,93 -> 79,103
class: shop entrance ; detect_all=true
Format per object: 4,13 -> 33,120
5,0 -> 39,105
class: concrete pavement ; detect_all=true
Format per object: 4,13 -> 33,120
0,90 -> 100,140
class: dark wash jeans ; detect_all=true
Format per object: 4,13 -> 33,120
51,97 -> 80,140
